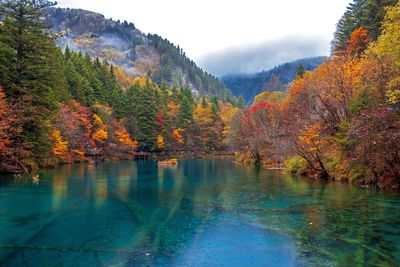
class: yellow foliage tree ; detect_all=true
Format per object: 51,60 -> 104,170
254,91 -> 285,104
157,135 -> 165,149
296,123 -> 328,176
298,124 -> 324,153
114,66 -> 137,89
218,102 -> 239,138
132,77 -> 149,89
369,2 -> 400,103
51,129 -> 69,160
92,114 -> 109,144
194,104 -> 213,125
92,129 -> 108,143
93,114 -> 104,128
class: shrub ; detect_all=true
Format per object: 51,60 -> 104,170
284,156 -> 308,175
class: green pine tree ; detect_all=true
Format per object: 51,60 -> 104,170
211,96 -> 219,114
178,89 -> 194,128
296,64 -> 305,78
126,84 -> 158,150
0,0 -> 65,170
236,96 -> 245,108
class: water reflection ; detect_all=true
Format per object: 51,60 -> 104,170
0,159 -> 399,266
51,175 -> 68,210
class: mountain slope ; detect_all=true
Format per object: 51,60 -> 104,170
222,57 -> 327,104
46,8 -> 232,100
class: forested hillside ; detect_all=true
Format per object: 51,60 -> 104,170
229,0 -> 400,189
0,0 -> 239,173
45,8 -> 233,100
222,57 -> 326,104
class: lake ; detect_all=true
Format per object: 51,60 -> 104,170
0,159 -> 399,266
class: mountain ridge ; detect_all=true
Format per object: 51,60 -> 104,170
222,56 -> 327,104
46,7 -> 233,100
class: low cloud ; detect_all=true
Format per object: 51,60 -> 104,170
197,35 -> 331,77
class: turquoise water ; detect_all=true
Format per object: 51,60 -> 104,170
0,159 -> 399,266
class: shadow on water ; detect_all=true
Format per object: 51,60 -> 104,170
0,159 -> 399,266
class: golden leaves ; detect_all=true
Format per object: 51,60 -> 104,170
71,149 -> 85,158
173,128 -> 185,144
92,114 -> 104,128
51,129 -> 69,158
132,77 -> 150,89
194,104 -> 213,125
92,114 -> 108,143
157,135 -> 165,149
115,129 -> 138,149
92,129 -> 108,143
298,123 -> 324,153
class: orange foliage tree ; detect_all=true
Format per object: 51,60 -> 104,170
51,129 -> 69,162
115,129 -> 138,148
55,101 -> 94,160
299,57 -> 361,134
347,28 -> 371,57
172,128 -> 185,145
106,119 -> 138,158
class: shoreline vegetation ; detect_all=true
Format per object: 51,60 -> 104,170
228,1 -> 400,190
0,0 -> 400,190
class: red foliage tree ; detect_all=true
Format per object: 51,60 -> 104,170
347,105 -> 400,187
0,87 -> 27,173
156,112 -> 164,125
55,101 -> 94,160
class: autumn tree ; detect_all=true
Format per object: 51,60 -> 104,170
347,28 -> 371,57
192,100 -> 224,151
0,87 -> 26,172
218,102 -> 239,147
302,58 -> 361,134
172,128 -> 185,147
51,129 -> 69,162
347,105 -> 400,187
156,135 -> 165,150
92,114 -> 108,144
332,0 -> 397,52
54,101 -> 94,160
115,128 -> 138,149
112,123 -> 138,157
113,65 -> 136,89
296,123 -> 328,177
238,101 -> 282,164
367,2 -> 400,104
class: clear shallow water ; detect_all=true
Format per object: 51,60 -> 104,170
0,159 -> 399,266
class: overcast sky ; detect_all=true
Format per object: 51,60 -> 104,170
56,0 -> 351,76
